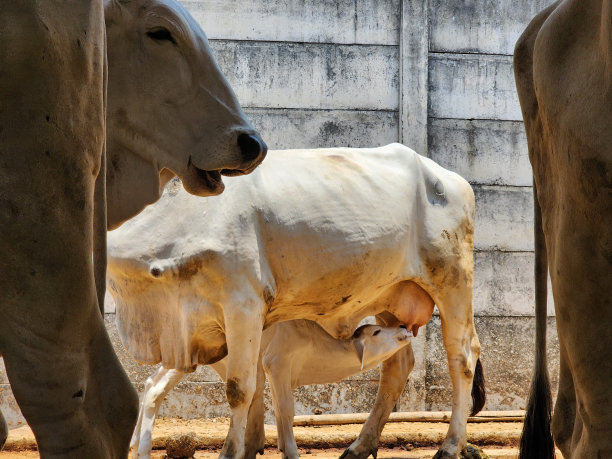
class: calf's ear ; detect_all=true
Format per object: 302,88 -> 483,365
353,340 -> 366,371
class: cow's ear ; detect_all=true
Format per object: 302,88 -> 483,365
105,0 -> 137,20
354,340 -> 366,370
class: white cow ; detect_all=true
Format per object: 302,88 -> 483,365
0,0 -> 265,455
127,320 -> 413,458
108,144 -> 485,459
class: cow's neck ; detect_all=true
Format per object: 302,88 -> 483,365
105,139 -> 164,230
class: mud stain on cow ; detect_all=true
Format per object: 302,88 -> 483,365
226,377 -> 246,408
580,158 -> 611,202
263,287 -> 275,307
335,294 -> 352,305
177,259 -> 203,280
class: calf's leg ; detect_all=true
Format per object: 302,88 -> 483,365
341,342 -> 414,459
265,355 -> 298,459
131,366 -> 185,459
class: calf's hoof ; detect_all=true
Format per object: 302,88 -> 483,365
339,446 -> 377,459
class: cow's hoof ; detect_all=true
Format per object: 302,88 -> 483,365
339,446 -> 377,459
462,444 -> 488,459
432,451 -> 457,459
433,444 -> 488,459
245,448 -> 265,459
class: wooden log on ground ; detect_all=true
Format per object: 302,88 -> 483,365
292,410 -> 525,426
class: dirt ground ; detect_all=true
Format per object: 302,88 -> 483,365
1,417 -> 562,458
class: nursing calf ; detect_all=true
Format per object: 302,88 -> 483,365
128,320 -> 412,458
108,144 -> 485,459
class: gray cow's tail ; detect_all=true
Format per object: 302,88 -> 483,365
93,40 -> 108,317
519,182 -> 555,459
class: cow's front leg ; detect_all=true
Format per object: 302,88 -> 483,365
131,366 -> 185,459
220,302 -> 265,459
341,342 -> 415,459
433,289 -> 483,459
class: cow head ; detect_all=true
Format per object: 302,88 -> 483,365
104,0 -> 267,229
352,324 -> 412,370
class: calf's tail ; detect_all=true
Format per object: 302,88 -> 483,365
519,181 -> 555,459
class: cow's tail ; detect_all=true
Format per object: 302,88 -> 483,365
470,358 -> 486,416
519,181 -> 555,459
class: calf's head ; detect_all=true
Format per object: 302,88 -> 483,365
104,0 -> 267,228
352,324 -> 412,370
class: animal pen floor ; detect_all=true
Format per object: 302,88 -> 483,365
0,416 -> 563,458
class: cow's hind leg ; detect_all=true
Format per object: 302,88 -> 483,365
551,343 -> 576,458
433,288 -> 483,459
220,299 -> 265,459
131,366 -> 185,459
341,333 -> 415,459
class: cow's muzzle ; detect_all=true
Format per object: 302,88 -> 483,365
221,133 -> 267,177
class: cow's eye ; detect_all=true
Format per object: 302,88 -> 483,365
147,28 -> 176,45
373,329 -> 381,336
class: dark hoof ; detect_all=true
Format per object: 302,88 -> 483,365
339,447 -> 377,459
462,444 -> 488,459
432,451 -> 456,459
244,448 -> 265,459
433,445 -> 488,459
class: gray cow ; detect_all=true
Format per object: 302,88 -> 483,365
0,0 -> 265,455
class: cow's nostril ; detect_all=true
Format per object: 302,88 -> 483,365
399,324 -> 407,329
238,133 -> 266,162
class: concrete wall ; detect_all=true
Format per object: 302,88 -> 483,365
1,0 -> 560,429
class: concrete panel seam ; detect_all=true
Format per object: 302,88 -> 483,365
208,38 -> 398,48
429,50 -> 513,58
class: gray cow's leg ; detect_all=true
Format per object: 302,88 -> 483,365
551,341 -> 576,459
131,366 -> 186,459
1,315 -> 138,458
0,408 -> 7,451
341,342 -> 414,459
